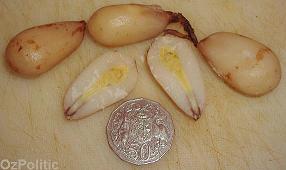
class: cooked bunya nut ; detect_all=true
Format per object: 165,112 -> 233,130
5,21 -> 86,77
88,4 -> 198,47
64,51 -> 138,120
198,32 -> 281,96
147,33 -> 205,120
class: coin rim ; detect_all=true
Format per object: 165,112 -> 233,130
106,97 -> 175,165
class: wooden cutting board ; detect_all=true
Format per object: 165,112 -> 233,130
0,0 -> 285,169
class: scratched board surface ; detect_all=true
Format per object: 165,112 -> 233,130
0,0 -> 286,169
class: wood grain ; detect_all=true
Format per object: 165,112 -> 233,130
0,0 -> 285,169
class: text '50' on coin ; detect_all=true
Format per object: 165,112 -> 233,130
106,98 -> 174,165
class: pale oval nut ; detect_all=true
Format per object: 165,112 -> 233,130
64,51 -> 138,120
87,4 -> 198,47
88,4 -> 170,47
198,32 -> 281,96
147,34 -> 205,120
5,21 -> 86,77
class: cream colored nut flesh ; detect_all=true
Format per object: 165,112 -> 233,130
147,34 -> 205,120
5,21 -> 86,77
88,4 -> 198,47
198,32 -> 281,96
64,51 -> 138,120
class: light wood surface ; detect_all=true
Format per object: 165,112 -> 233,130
0,0 -> 286,169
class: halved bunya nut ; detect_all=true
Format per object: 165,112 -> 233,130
64,51 -> 138,120
147,33 -> 205,120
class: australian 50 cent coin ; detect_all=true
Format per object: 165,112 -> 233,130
106,98 -> 174,165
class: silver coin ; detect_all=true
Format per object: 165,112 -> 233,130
106,98 -> 174,165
